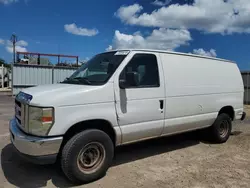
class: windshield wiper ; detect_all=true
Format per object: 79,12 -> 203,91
67,77 -> 92,84
72,77 -> 92,85
60,77 -> 92,85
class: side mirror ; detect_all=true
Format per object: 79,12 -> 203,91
119,72 -> 139,89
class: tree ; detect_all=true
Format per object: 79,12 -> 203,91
0,58 -> 11,69
0,58 -> 4,65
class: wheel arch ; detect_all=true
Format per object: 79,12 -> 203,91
60,119 -> 119,151
218,106 -> 235,120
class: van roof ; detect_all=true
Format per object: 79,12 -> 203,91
109,49 -> 234,63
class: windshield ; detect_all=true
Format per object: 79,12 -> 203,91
61,51 -> 129,85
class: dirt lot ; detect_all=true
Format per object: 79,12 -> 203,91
0,92 -> 250,188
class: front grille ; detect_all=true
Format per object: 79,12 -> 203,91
15,99 -> 26,129
15,99 -> 21,122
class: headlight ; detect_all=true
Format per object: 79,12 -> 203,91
28,106 -> 54,136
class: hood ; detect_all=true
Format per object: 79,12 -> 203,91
19,83 -> 114,107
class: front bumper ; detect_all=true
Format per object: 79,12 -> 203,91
9,118 -> 63,164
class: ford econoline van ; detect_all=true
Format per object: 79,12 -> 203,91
10,49 -> 246,184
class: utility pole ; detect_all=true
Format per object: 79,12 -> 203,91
10,34 -> 17,64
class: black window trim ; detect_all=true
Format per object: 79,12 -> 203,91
119,53 -> 160,89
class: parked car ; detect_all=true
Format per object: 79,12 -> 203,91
9,49 -> 246,184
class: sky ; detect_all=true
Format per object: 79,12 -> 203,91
0,0 -> 250,70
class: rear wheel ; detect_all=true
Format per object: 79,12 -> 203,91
208,113 -> 232,143
61,129 -> 114,184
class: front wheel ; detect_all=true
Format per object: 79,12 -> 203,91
61,129 -> 114,184
208,113 -> 232,143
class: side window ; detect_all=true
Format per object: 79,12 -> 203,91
120,54 -> 160,88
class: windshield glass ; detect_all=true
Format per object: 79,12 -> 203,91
61,51 -> 129,85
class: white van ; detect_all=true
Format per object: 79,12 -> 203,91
10,49 -> 246,184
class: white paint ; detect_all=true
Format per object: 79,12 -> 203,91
15,49 -> 244,146
113,51 -> 165,143
159,52 -> 244,134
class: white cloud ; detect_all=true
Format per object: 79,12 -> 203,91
64,23 -> 98,36
6,46 -> 27,53
115,4 -> 143,24
0,38 -> 28,53
15,45 -> 28,52
16,40 -> 28,46
6,40 -> 12,46
193,48 -> 217,57
0,39 -> 4,45
106,45 -> 113,51
116,0 -> 250,34
152,0 -> 172,6
0,0 -> 18,5
5,39 -> 28,53
108,28 -> 191,51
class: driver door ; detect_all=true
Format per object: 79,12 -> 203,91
114,52 -> 165,144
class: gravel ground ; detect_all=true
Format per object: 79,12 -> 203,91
0,92 -> 250,188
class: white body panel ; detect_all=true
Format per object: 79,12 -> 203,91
113,52 -> 165,144
159,53 -> 244,135
19,49 -> 244,146
23,83 -> 121,144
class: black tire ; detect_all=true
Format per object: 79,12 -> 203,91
61,129 -> 114,184
208,113 -> 232,143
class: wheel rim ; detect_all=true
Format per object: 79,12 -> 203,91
219,120 -> 229,138
77,142 -> 106,174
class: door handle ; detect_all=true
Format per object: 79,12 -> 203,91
159,100 -> 164,110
